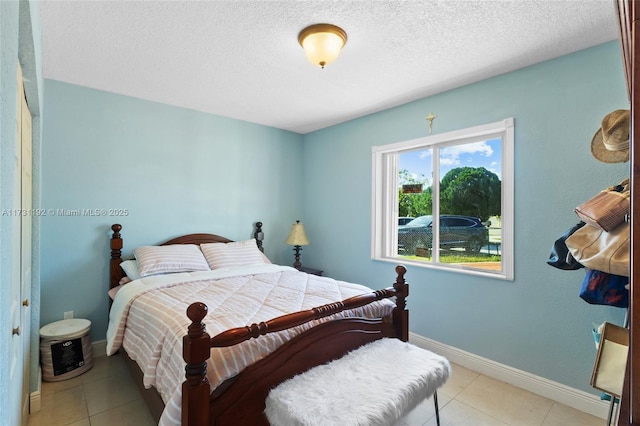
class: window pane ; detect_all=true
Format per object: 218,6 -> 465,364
438,138 -> 502,271
397,148 -> 433,260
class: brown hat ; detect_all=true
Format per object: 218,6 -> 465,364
591,109 -> 630,163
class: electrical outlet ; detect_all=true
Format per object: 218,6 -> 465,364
63,311 -> 73,320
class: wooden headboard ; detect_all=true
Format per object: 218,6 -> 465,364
109,221 -> 264,290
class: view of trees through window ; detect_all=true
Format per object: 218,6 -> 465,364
397,138 -> 503,271
399,166 -> 501,220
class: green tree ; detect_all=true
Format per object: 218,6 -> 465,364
398,169 -> 431,217
440,167 -> 501,221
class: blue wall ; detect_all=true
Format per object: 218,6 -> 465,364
41,41 -> 628,395
301,41 -> 628,393
41,81 -> 304,343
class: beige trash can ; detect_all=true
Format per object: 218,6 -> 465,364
40,319 -> 93,381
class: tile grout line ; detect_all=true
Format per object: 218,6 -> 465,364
538,400 -> 557,426
452,373 -> 513,425
452,398 -> 512,425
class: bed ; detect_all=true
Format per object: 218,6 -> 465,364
107,222 -> 409,426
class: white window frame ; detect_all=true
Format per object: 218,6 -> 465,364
371,118 -> 514,280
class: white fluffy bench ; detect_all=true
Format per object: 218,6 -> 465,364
265,338 -> 451,426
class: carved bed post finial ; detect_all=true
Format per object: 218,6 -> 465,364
254,221 -> 264,252
393,265 -> 409,342
183,302 -> 211,426
109,224 -> 124,290
111,224 -> 123,260
394,265 -> 408,309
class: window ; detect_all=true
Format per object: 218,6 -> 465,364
372,118 -> 514,280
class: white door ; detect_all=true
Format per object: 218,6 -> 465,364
9,62 -> 32,426
20,67 -> 33,423
9,62 -> 25,426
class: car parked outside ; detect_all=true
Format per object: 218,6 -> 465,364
398,217 -> 414,226
398,214 -> 489,255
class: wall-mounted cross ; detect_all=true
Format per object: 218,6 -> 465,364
425,112 -> 437,133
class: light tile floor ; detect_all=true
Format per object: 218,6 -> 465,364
28,353 -> 604,426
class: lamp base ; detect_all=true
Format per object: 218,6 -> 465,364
292,245 -> 303,269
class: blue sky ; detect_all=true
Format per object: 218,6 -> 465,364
399,137 -> 502,185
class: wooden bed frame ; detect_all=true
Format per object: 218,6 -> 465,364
109,222 -> 409,426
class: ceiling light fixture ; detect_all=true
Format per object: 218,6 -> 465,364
298,23 -> 347,69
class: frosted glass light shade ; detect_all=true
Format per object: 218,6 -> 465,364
298,24 -> 347,68
285,221 -> 310,246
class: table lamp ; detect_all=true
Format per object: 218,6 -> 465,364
285,220 -> 309,269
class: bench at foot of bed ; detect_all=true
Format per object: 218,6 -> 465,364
265,337 -> 451,426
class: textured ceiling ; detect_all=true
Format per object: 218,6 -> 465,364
40,0 -> 620,134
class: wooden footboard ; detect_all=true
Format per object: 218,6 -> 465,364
182,265 -> 409,426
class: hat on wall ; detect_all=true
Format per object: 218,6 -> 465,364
591,109 -> 630,163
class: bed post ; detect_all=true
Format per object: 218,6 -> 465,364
393,265 -> 409,342
183,302 -> 211,426
110,224 -> 123,290
254,221 -> 264,252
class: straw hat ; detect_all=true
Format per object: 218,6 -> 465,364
591,109 -> 630,163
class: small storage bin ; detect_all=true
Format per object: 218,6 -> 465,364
40,319 -> 93,381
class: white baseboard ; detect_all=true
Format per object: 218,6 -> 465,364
92,339 -> 106,358
29,366 -> 41,414
409,332 -> 610,420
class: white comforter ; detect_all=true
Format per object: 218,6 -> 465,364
105,264 -> 395,425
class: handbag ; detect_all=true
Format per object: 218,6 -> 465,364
565,222 -> 630,277
574,179 -> 629,232
547,222 -> 586,270
579,269 -> 629,308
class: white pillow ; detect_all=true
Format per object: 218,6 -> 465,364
260,251 -> 272,264
201,239 -> 266,270
120,259 -> 141,280
133,244 -> 211,278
